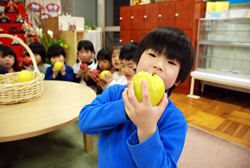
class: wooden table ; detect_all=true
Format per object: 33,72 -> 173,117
0,81 -> 96,153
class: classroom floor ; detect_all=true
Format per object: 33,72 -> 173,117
0,122 -> 99,168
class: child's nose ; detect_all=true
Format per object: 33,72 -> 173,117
153,63 -> 164,71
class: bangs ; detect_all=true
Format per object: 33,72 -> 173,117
141,27 -> 191,63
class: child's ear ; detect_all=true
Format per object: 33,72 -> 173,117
174,80 -> 181,86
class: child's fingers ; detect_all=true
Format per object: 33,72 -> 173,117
127,81 -> 139,106
141,80 -> 151,106
158,93 -> 168,111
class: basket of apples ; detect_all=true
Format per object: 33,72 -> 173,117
0,34 -> 44,104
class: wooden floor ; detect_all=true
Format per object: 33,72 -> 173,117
171,86 -> 250,148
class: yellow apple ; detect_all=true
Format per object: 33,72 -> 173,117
100,70 -> 112,81
131,71 -> 165,106
18,70 -> 33,83
54,61 -> 63,71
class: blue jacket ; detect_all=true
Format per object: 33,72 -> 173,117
79,84 -> 188,168
45,64 -> 74,81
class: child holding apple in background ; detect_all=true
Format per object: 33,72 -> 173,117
95,43 -> 128,91
1,46 -> 20,73
72,40 -> 98,92
45,44 -> 74,81
23,42 -> 50,75
78,27 -> 194,167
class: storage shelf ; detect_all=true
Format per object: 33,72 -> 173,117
201,55 -> 250,62
188,18 -> 250,99
198,40 -> 250,47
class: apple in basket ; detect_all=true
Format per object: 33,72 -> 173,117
22,56 -> 32,66
130,71 -> 165,106
100,70 -> 112,81
54,61 -> 63,71
18,70 -> 33,83
80,63 -> 88,71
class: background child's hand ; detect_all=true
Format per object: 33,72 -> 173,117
61,63 -> 66,76
52,67 -> 59,79
122,80 -> 168,143
22,64 -> 31,72
104,73 -> 113,84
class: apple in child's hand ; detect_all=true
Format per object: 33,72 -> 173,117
54,61 -> 63,71
22,56 -> 32,66
80,63 -> 88,70
18,70 -> 33,83
91,69 -> 100,77
100,70 -> 112,81
130,71 -> 165,106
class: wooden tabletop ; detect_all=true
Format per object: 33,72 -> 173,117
0,81 -> 96,151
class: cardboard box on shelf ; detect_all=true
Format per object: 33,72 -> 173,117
205,2 -> 229,19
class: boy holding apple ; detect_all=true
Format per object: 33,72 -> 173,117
45,44 -> 74,81
78,27 -> 194,167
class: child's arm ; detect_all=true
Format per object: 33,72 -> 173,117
45,66 -> 57,80
60,65 -> 74,81
123,81 -> 187,167
78,85 -> 129,135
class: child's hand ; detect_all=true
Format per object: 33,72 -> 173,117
76,69 -> 85,78
104,73 -> 113,84
52,67 -> 59,79
22,64 -> 31,72
122,80 -> 168,143
61,63 -> 66,76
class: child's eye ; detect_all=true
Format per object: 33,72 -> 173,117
149,53 -> 156,57
168,61 -> 176,65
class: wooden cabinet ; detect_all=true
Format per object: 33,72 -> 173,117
120,0 -> 206,94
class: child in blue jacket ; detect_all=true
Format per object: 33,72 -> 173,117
78,27 -> 194,168
45,44 -> 74,81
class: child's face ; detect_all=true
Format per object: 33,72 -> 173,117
2,55 -> 15,69
111,48 -> 121,69
98,59 -> 112,71
136,49 -> 180,90
78,48 -> 93,63
50,54 -> 65,65
34,54 -> 43,65
121,59 -> 136,81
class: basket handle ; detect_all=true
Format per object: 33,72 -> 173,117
0,34 -> 39,77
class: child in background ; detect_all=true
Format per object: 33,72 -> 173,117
1,46 -> 20,73
119,42 -> 138,81
78,27 -> 194,167
72,40 -> 97,91
0,45 -> 8,74
45,44 -> 74,81
97,43 -> 127,90
23,42 -> 50,75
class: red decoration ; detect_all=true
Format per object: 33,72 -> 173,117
28,2 -> 44,12
41,13 -> 51,19
46,3 -> 60,13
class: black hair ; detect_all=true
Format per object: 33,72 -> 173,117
47,44 -> 66,60
77,40 -> 95,53
77,40 -> 95,63
119,42 -> 138,61
133,27 -> 194,96
111,42 -> 124,55
28,43 -> 46,63
97,47 -> 112,62
2,46 -> 19,71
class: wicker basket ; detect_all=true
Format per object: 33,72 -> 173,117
0,34 -> 44,105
